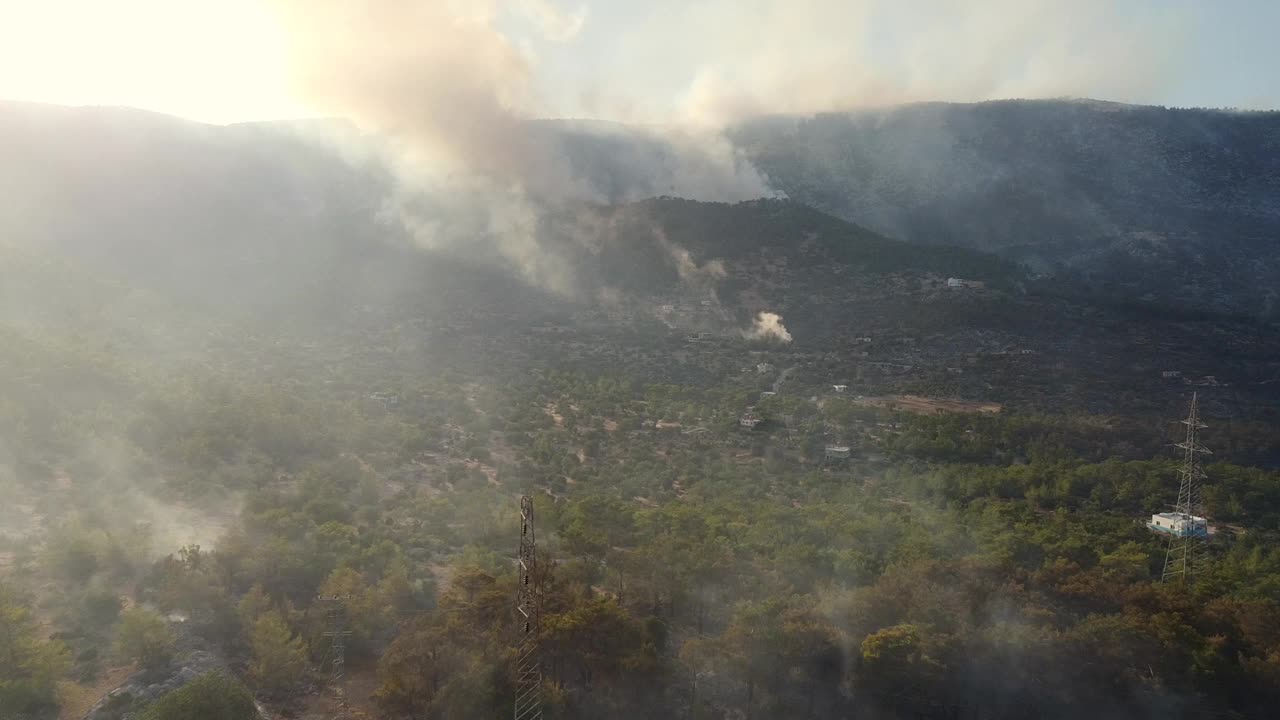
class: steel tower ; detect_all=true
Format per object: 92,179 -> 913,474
317,594 -> 353,718
514,495 -> 543,720
1161,393 -> 1211,584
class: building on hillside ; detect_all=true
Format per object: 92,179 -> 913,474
1162,370 -> 1182,381
947,277 -> 986,290
739,413 -> 762,430
760,391 -> 777,400
370,392 -> 400,407
756,362 -> 775,375
832,384 -> 848,393
1148,512 -> 1209,538
824,445 -> 851,460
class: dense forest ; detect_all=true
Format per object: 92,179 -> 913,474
4,328 -> 1280,719
3,103 -> 1280,720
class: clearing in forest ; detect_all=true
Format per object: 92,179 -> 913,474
857,394 -> 1002,415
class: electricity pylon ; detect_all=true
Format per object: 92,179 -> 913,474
318,593 -> 354,715
1161,393 -> 1211,584
514,495 -> 543,720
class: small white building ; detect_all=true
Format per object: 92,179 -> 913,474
757,362 -> 776,375
856,337 -> 873,343
739,413 -> 762,430
760,391 -> 777,400
824,445 -> 851,460
1162,370 -> 1182,380
1148,512 -> 1209,537
832,384 -> 848,393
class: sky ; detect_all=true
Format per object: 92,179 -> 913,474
0,0 -> 1277,126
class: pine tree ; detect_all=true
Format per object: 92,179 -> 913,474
249,610 -> 308,698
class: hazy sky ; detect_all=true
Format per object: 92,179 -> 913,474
0,0 -> 1277,126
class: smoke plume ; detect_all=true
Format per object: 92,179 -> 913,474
270,0 -> 769,297
268,0 -> 1194,297
655,229 -> 726,289
743,311 -> 793,343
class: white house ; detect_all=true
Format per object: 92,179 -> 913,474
832,384 -> 848,393
824,445 -> 851,460
1148,512 -> 1209,537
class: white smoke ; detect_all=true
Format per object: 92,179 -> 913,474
743,311 -> 793,343
269,0 -> 771,298
655,228 -> 726,288
266,0 -> 1196,297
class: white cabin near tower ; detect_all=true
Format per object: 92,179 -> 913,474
1148,512 -> 1209,538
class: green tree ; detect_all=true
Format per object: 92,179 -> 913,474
374,618 -> 451,717
857,623 -> 945,705
138,672 -> 258,720
0,584 -> 71,715
116,608 -> 175,673
248,610 -> 308,698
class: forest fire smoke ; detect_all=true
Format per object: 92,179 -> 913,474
743,311 -> 793,343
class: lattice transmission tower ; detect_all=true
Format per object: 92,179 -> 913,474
1161,393 -> 1211,584
317,594 -> 354,714
514,495 -> 543,720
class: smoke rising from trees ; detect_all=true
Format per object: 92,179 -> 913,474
743,311 -> 793,343
269,0 -> 770,297
266,0 -> 1195,298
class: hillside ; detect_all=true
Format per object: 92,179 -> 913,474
8,100 -> 1280,321
3,102 -> 1280,720
729,99 -> 1280,319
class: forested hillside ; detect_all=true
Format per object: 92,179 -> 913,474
3,103 -> 1280,720
730,100 -> 1280,319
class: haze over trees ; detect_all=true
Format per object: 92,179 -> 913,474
1,97 -> 1279,720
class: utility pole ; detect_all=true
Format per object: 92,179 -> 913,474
514,495 -> 543,720
1162,393 -> 1211,584
318,594 -> 354,714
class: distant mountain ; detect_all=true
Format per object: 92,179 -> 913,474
0,102 -> 1012,324
6,99 -> 1279,327
3,102 -> 1278,418
0,102 -> 394,313
727,99 -> 1280,319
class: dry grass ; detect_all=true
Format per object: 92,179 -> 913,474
57,663 -> 136,720
856,394 -> 1001,415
